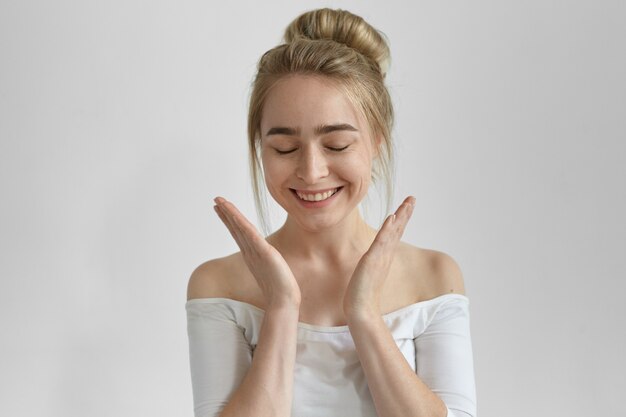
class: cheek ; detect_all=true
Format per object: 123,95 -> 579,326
340,152 -> 373,182
262,157 -> 291,191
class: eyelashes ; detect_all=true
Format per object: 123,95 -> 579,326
275,148 -> 296,155
328,145 -> 350,152
275,145 -> 350,155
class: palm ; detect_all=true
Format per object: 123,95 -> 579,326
213,197 -> 301,306
344,196 -> 416,317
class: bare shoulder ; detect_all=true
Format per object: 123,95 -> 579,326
396,242 -> 466,298
427,248 -> 466,296
186,251 -> 249,301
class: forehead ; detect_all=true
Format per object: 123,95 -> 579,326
260,75 -> 365,132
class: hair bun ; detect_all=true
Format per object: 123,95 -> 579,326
283,8 -> 390,77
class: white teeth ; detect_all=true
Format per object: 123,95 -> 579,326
296,188 -> 338,202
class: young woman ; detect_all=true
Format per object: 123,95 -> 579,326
186,8 -> 476,417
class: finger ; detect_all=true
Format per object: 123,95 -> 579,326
215,198 -> 266,255
213,198 -> 253,254
374,213 -> 398,247
214,204 -> 252,254
393,196 -> 415,218
371,196 -> 415,249
219,200 -> 265,249
391,196 -> 415,232
214,199 -> 241,233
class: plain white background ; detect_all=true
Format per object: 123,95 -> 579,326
1,1 -> 624,416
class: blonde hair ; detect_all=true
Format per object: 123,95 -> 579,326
247,8 -> 395,235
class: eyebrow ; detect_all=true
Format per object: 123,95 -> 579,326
265,123 -> 358,137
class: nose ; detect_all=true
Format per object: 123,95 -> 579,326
296,145 -> 329,185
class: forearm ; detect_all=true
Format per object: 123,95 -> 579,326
347,312 -> 448,417
220,303 -> 300,417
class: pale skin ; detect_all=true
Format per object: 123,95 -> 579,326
201,75 -> 455,417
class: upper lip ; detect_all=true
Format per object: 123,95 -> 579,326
291,187 -> 341,194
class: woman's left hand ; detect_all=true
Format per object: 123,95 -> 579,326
343,196 -> 416,321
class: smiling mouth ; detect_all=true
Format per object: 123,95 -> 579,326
290,187 -> 343,202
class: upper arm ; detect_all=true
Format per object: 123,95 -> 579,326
413,250 -> 474,416
414,292 -> 476,417
186,294 -> 253,417
186,257 -> 252,416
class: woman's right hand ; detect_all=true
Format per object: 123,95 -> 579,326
213,196 -> 301,309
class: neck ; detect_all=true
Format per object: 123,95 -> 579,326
268,208 -> 377,264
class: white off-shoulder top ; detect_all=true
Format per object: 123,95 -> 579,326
186,293 -> 476,417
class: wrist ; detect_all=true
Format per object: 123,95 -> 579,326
267,296 -> 301,314
345,306 -> 381,326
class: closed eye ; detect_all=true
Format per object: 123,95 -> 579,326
275,148 -> 297,155
328,145 -> 350,152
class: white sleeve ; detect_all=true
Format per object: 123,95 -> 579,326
414,297 -> 477,417
186,302 -> 253,417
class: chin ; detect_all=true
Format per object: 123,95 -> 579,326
290,206 -> 357,232
297,216 -> 339,231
